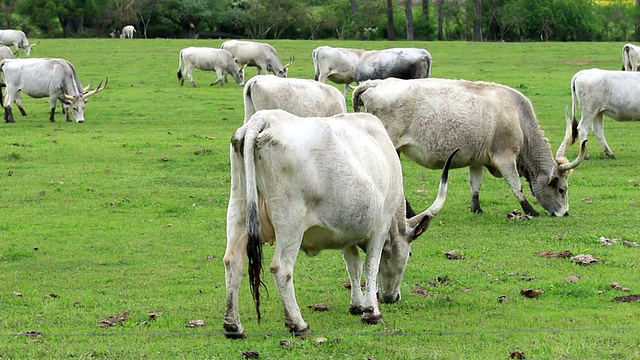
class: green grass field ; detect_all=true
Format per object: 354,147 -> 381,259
1,39 -> 639,359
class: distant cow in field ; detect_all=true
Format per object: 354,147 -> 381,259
622,43 -> 640,71
557,68 -> 640,159
221,40 -> 293,77
223,108 -> 456,338
0,58 -> 107,123
177,47 -> 246,87
0,30 -> 37,56
242,75 -> 346,122
353,77 -> 586,217
312,45 -> 365,97
354,48 -> 431,83
121,25 -> 136,39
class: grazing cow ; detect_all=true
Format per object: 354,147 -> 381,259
224,108 -> 456,338
312,45 -> 365,97
177,47 -> 246,87
0,58 -> 107,123
354,48 -> 432,84
121,25 -> 136,39
0,30 -> 37,56
353,78 -> 587,217
221,40 -> 293,77
557,68 -> 640,159
242,75 -> 346,122
0,45 -> 13,61
621,43 -> 640,71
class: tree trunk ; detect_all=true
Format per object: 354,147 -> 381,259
405,0 -> 414,41
437,0 -> 444,40
350,0 -> 358,13
636,0 -> 640,41
59,15 -> 84,37
422,0 -> 429,19
473,0 -> 482,41
387,0 -> 396,40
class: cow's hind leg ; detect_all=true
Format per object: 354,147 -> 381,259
591,114 -> 615,159
270,228 -> 309,336
223,231 -> 248,339
468,164 -> 484,213
342,245 -> 365,315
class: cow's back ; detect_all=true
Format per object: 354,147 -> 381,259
355,78 -> 525,169
574,68 -> 640,121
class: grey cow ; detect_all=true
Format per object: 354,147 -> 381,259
177,47 -> 246,87
354,48 -> 431,84
0,58 -> 106,123
221,40 -> 293,77
0,30 -> 37,56
353,77 -> 586,217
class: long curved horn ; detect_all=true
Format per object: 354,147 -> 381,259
558,140 -> 587,172
283,56 -> 294,69
406,148 -> 459,228
30,41 -> 40,47
60,85 -> 74,100
84,78 -> 108,98
83,79 -> 93,93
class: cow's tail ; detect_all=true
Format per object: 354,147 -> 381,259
622,44 -> 630,71
569,74 -> 579,145
177,50 -> 184,81
242,117 -> 267,324
311,48 -> 319,81
242,78 -> 257,123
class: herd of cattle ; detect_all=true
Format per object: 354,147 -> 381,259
0,30 -> 636,338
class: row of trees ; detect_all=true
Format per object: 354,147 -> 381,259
1,0 -> 639,42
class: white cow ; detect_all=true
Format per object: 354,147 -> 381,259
557,68 -> 640,159
223,108 -> 455,338
312,45 -> 365,97
622,43 -> 640,71
355,48 -> 432,83
120,25 -> 136,39
0,58 -> 107,123
221,40 -> 293,77
353,78 -> 586,217
0,30 -> 37,56
0,45 -> 13,61
242,75 -> 346,122
177,47 -> 246,87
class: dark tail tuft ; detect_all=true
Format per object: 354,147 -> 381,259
570,116 -> 578,145
246,201 -> 265,323
177,70 -> 182,81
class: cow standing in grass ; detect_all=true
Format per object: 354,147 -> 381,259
121,25 -> 136,39
557,68 -> 640,159
353,77 -> 586,217
622,43 -> 640,71
0,30 -> 37,56
312,45 -> 365,97
221,40 -> 293,77
0,58 -> 107,123
177,47 -> 246,87
223,109 -> 456,338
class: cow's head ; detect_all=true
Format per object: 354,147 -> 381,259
377,149 -> 457,304
531,140 -> 587,216
21,41 -> 38,56
61,79 -> 108,123
232,63 -> 247,86
273,56 -> 294,78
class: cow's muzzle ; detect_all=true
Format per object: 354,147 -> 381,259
377,292 -> 400,304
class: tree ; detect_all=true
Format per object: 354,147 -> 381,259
17,0 -> 100,37
422,0 -> 429,19
437,0 -> 444,40
405,0 -> 414,40
386,0 -> 396,40
472,0 -> 482,41
636,0 -> 640,40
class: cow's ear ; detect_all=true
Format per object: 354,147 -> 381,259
61,99 -> 72,105
409,215 -> 432,242
548,175 -> 559,187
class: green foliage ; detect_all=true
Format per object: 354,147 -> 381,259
1,38 -> 640,359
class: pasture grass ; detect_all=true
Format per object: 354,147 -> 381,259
1,39 -> 639,359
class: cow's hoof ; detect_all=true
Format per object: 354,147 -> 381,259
5,119 -> 15,123
361,307 -> 383,325
223,322 -> 246,340
286,323 -> 310,336
349,305 -> 364,315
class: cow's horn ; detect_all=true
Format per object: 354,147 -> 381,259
31,41 -> 40,47
84,78 -> 108,97
83,79 -> 93,93
558,140 -> 587,172
60,85 -> 74,100
283,56 -> 294,69
406,148 -> 458,228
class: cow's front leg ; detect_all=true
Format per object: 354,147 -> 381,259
271,234 -> 309,336
4,106 -> 15,123
361,235 -> 385,325
496,159 -> 540,217
342,245 -> 365,315
468,164 -> 484,213
223,230 -> 247,339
